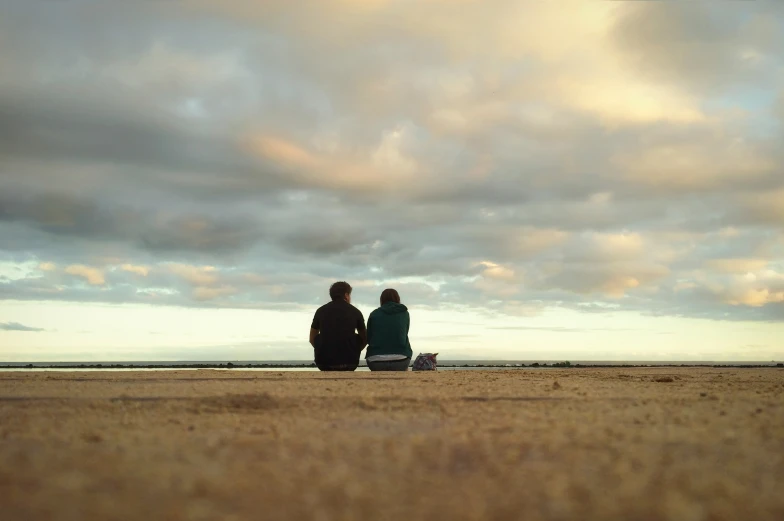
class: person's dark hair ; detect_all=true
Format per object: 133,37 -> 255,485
329,281 -> 352,301
380,288 -> 400,305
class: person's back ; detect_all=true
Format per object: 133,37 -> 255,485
310,281 -> 367,371
366,289 -> 412,371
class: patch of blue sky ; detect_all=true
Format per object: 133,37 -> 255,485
0,260 -> 41,281
702,86 -> 781,137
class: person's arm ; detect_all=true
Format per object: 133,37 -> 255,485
310,310 -> 320,348
366,315 -> 373,346
357,312 -> 368,351
405,311 -> 412,352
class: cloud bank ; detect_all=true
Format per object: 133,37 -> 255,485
0,1 -> 782,321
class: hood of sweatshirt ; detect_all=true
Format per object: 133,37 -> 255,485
379,302 -> 408,315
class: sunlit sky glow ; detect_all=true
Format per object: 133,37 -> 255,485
1,1 -> 783,361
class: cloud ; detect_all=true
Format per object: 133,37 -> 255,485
166,264 -> 219,287
64,265 -> 105,286
0,322 -> 44,332
478,261 -> 517,282
610,2 -> 784,93
705,270 -> 784,308
735,189 -> 784,226
119,264 -> 150,277
704,259 -> 769,274
0,192 -> 264,255
0,90 -> 256,180
0,1 -> 782,323
192,285 -> 239,301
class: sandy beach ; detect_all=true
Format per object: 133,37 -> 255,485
1,368 -> 782,521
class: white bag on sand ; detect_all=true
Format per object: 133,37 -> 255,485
412,353 -> 438,371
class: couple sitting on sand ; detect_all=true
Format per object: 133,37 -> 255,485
309,281 -> 412,371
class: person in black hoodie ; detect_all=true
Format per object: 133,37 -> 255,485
365,288 -> 413,371
309,281 -> 367,371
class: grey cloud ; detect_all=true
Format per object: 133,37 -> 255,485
777,90 -> 784,122
0,90 -> 288,198
0,322 -> 44,332
275,227 -> 370,257
139,216 -> 262,255
539,264 -> 669,297
0,192 -> 263,255
610,2 -> 784,92
644,289 -> 784,323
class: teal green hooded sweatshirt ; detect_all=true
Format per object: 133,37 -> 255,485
366,302 -> 413,359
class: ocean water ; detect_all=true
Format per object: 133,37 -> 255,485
1,360 -> 781,371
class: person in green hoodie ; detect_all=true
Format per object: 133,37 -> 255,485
366,288 -> 413,371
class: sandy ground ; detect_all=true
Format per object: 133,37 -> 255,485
1,368 -> 783,521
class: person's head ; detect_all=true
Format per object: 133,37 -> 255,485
329,281 -> 353,303
379,288 -> 401,306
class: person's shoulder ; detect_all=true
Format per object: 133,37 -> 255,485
348,302 -> 364,316
315,301 -> 333,313
368,307 -> 382,318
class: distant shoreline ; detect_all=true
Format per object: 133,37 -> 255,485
2,362 -> 782,369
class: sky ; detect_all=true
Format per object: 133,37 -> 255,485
1,1 -> 783,362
